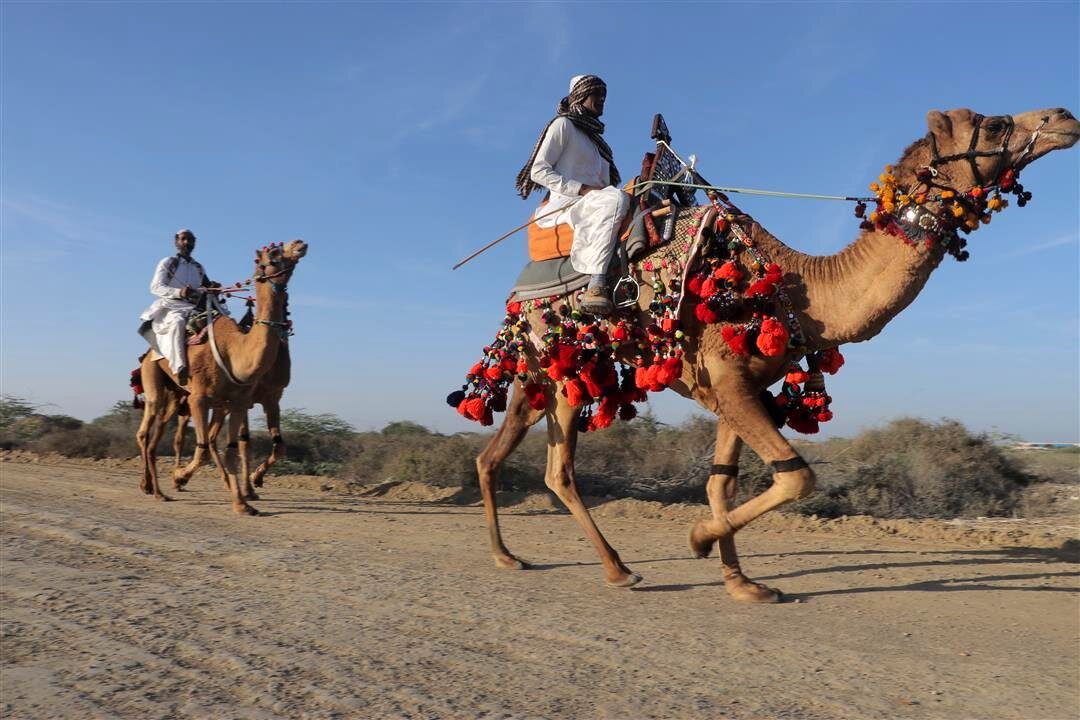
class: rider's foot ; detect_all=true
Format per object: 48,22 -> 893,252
580,286 -> 614,317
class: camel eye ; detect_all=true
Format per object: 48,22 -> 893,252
985,119 -> 1005,134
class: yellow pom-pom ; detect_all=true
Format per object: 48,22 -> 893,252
951,203 -> 965,218
987,196 -> 1003,211
941,190 -> 955,199
897,194 -> 910,205
869,182 -> 880,193
914,194 -> 926,205
869,211 -> 881,223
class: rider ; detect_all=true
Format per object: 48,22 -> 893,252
138,229 -> 224,386
516,74 -> 630,316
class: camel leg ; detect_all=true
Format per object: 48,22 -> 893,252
689,421 -> 742,559
251,401 -> 282,488
238,412 -> 257,501
136,401 -> 159,496
204,409 -> 231,492
140,399 -> 174,502
222,403 -> 258,516
545,392 -> 641,588
172,413 -> 189,488
687,421 -> 781,602
476,386 -> 545,570
173,395 -> 211,490
699,380 -> 817,603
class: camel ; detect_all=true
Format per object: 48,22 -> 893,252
135,239 -> 308,515
169,345 -> 291,495
473,107 -> 1078,601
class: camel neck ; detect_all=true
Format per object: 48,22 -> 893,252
226,275 -> 284,383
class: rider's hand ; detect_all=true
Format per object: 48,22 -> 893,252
180,286 -> 194,300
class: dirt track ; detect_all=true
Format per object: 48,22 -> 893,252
2,456 -> 1078,719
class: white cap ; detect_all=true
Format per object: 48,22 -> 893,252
568,75 -> 586,94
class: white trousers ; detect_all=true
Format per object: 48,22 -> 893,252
152,310 -> 189,375
562,187 -> 631,275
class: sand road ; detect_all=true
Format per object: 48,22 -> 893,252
2,457 -> 1078,719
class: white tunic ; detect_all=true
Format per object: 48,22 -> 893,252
139,256 -> 210,375
529,117 -> 629,275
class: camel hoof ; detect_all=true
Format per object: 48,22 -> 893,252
243,491 -> 260,501
140,484 -> 153,495
689,519 -> 717,558
726,578 -> 783,604
606,571 -> 643,589
252,477 -> 265,488
154,493 -> 173,502
493,555 -> 528,570
172,484 -> 187,492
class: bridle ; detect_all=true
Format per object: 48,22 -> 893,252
928,113 -> 1015,187
927,112 -> 1049,188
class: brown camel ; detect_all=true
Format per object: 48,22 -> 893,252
170,345 -> 290,494
474,107 -> 1078,601
135,240 -> 308,515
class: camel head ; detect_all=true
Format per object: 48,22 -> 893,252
254,239 -> 308,286
924,107 -> 1079,188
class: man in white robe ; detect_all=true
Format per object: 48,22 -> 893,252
138,229 -> 223,385
516,74 -> 630,316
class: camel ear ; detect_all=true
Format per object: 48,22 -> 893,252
927,110 -> 953,138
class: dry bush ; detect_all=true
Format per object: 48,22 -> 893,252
793,418 -> 1030,519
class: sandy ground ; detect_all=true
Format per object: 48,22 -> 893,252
2,455 -> 1078,720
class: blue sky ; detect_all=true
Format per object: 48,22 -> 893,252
2,1 -> 1077,441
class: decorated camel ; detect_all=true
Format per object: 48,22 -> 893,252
135,240 -> 308,515
454,107 -> 1078,602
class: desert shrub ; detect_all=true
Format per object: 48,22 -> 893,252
789,418 -> 1030,519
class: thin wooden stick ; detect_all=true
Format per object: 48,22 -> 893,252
452,198 -> 581,270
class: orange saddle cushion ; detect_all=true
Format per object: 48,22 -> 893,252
527,220 -> 574,262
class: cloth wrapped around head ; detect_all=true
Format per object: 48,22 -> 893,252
515,74 -> 620,200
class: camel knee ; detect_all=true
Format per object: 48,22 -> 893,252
706,473 -> 737,505
772,464 -> 816,501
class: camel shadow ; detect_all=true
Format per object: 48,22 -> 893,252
635,545 -> 1080,598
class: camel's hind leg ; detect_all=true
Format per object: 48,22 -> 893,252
476,386 -> 545,570
173,395 -> 211,490
222,404 -> 258,516
204,409 -> 231,492
172,413 -> 189,487
545,390 -> 641,588
137,396 -> 176,501
698,376 -> 817,602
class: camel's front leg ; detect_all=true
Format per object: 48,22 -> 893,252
476,386 -> 545,570
688,421 -> 781,603
251,400 -> 281,488
545,391 -> 641,588
700,374 -> 817,603
223,403 -> 258,516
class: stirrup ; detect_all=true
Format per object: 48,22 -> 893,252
612,274 -> 640,309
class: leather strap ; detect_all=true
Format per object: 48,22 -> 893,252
710,463 -> 739,476
226,441 -> 239,449
196,443 -> 209,450
272,435 -> 284,445
772,456 -> 808,473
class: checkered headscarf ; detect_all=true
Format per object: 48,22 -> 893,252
515,75 -> 620,199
